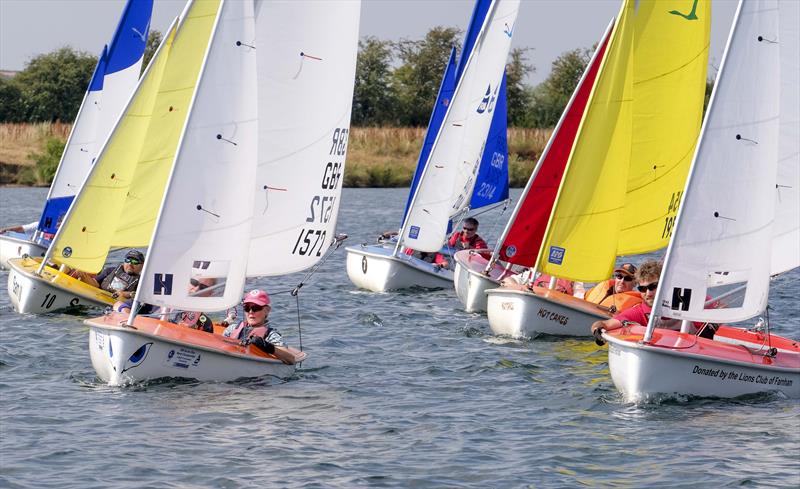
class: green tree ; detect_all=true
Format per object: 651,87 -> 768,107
529,47 -> 592,128
15,47 -> 97,122
0,77 -> 23,122
142,30 -> 163,75
352,37 -> 396,126
25,136 -> 66,185
505,47 -> 535,127
392,26 -> 461,126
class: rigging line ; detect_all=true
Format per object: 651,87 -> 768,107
294,290 -> 303,353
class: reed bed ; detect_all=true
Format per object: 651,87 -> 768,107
0,124 -> 552,187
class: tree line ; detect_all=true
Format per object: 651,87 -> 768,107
0,27 -> 598,128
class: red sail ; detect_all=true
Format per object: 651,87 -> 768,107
499,29 -> 612,267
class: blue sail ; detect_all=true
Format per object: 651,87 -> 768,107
469,72 -> 509,210
36,0 -> 153,238
456,0 -> 493,82
400,47 -> 458,228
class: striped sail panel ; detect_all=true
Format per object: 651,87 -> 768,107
653,0 -> 780,324
51,0 -> 219,272
246,0 -> 361,276
402,48 -> 458,228
537,0 -> 635,282
498,28 -> 611,267
138,0 -> 257,312
772,0 -> 800,276
38,0 -> 153,235
617,0 -> 710,255
401,0 -> 520,252
468,72 -> 509,210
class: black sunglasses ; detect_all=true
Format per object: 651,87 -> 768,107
463,227 -> 476,232
124,257 -> 142,265
637,282 -> 659,293
614,273 -> 633,282
243,304 -> 266,313
189,278 -> 209,290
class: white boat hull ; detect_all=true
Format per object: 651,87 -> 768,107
7,257 -> 113,314
0,234 -> 47,270
604,325 -> 800,401
486,286 -> 609,338
453,249 -> 510,313
345,244 -> 453,292
88,314 -> 301,385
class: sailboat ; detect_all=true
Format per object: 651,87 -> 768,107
485,0 -> 711,337
345,0 -> 517,293
0,0 -> 152,270
453,20 -> 612,313
602,0 -> 800,401
85,0 -> 360,385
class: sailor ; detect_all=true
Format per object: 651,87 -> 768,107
71,249 -> 145,299
222,289 -> 296,364
583,262 -> 642,313
410,217 -> 489,269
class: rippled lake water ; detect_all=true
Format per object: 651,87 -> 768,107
1,187 -> 799,488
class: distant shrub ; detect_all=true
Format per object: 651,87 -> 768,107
26,136 -> 65,185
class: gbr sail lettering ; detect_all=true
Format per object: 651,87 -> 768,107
292,128 -> 348,257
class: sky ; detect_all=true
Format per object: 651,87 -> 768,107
0,0 -> 738,85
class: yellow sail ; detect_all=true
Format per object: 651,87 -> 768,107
619,0 -> 710,254
536,0 -> 635,282
51,0 -> 221,273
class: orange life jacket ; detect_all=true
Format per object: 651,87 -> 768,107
599,291 -> 642,313
584,279 -> 614,304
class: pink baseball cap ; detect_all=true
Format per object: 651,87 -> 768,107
243,289 -> 271,306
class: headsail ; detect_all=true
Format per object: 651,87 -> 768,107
47,0 -> 220,273
400,0 -> 520,253
497,23 -> 612,268
37,0 -> 153,237
245,0 -> 361,277
401,48 -> 458,228
650,0 -> 780,325
137,0 -> 257,311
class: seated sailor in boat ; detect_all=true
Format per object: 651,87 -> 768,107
70,249 -> 145,300
222,289 -> 296,364
583,262 -> 642,313
591,260 -> 667,343
113,276 -> 217,331
0,221 -> 37,237
405,217 -> 489,269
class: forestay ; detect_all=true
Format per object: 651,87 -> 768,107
245,0 -> 360,277
46,0 -> 219,273
651,0 -> 780,325
137,0 -> 257,312
400,0 -> 520,253
37,0 -> 152,237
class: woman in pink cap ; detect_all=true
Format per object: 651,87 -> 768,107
222,289 -> 295,363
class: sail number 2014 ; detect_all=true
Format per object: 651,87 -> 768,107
292,128 -> 348,256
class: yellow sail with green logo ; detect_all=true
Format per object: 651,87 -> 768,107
536,0 -> 635,282
619,0 -> 710,254
50,0 -> 221,273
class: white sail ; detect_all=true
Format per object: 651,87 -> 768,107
246,0 -> 361,276
653,0 -> 780,324
772,0 -> 800,276
400,0 -> 520,253
138,0 -> 257,311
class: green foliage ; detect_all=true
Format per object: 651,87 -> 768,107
392,27 -> 461,126
352,37 -> 397,126
14,47 -> 97,122
26,136 -> 65,185
0,78 -> 23,122
142,30 -> 163,75
704,77 -> 714,114
506,47 -> 535,127
528,47 -> 592,128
